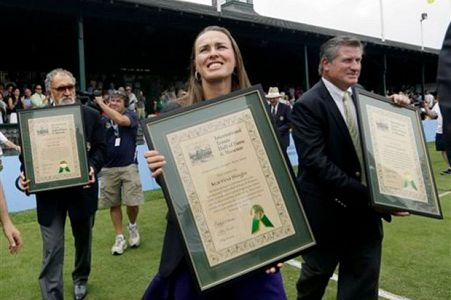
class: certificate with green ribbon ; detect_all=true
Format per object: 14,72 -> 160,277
142,85 -> 315,291
355,89 -> 442,219
18,104 -> 89,193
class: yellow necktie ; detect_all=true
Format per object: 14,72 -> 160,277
343,92 -> 366,185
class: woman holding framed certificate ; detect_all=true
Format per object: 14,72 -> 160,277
142,26 -> 287,300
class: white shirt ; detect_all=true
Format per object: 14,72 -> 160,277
0,131 -> 8,156
128,93 -> 138,111
424,93 -> 434,108
270,103 -> 279,115
432,103 -> 443,134
322,77 -> 358,126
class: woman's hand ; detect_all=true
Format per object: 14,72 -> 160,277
144,150 -> 166,178
265,262 -> 283,274
2,221 -> 22,255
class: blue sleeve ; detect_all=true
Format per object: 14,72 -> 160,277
126,110 -> 139,128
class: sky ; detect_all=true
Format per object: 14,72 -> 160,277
179,0 -> 451,50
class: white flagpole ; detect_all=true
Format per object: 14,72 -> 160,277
379,0 -> 385,41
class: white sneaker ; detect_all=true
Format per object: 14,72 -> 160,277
111,235 -> 127,255
128,224 -> 140,248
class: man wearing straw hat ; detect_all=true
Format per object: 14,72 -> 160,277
266,86 -> 291,152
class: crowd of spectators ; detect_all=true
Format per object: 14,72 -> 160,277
0,83 -> 48,123
382,89 -> 439,121
2,77 -> 438,122
0,78 -> 309,124
0,80 -> 152,123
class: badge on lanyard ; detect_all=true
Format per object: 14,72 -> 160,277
111,120 -> 121,147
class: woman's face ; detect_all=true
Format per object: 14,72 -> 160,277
13,88 -> 20,97
194,30 -> 236,83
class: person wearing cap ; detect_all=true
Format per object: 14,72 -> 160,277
266,87 -> 291,152
96,90 -> 144,256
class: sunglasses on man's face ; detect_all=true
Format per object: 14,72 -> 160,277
53,85 -> 75,93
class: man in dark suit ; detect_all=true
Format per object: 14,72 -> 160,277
20,68 -> 106,300
437,22 -> 451,171
291,36 -> 409,300
266,87 -> 291,152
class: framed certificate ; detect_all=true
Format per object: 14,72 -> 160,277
355,89 -> 442,219
18,104 -> 90,193
142,85 -> 315,291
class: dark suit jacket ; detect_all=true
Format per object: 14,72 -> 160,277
437,22 -> 451,157
267,102 -> 291,150
24,105 -> 106,227
290,80 -> 384,247
155,101 -> 186,277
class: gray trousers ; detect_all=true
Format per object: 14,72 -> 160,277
297,238 -> 382,300
39,212 -> 93,300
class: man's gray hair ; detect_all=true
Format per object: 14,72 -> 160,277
318,36 -> 364,75
45,68 -> 76,92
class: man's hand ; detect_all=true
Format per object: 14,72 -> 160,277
388,94 -> 410,106
390,211 -> 410,217
83,167 -> 96,189
19,172 -> 30,192
375,207 -> 410,217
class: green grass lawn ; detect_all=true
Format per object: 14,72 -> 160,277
1,143 -> 450,299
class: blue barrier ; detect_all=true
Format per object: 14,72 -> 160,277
2,120 -> 438,212
422,119 -> 438,142
2,145 -> 159,213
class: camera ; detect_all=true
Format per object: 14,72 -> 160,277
77,90 -> 103,111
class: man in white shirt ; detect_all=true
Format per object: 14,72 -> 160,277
31,84 -> 48,108
125,85 -> 138,112
424,98 -> 451,174
424,91 -> 434,108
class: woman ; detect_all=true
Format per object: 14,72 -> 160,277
143,26 -> 286,300
0,92 -> 7,123
6,87 -> 22,123
21,88 -> 33,109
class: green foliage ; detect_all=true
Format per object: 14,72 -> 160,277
0,145 -> 449,299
